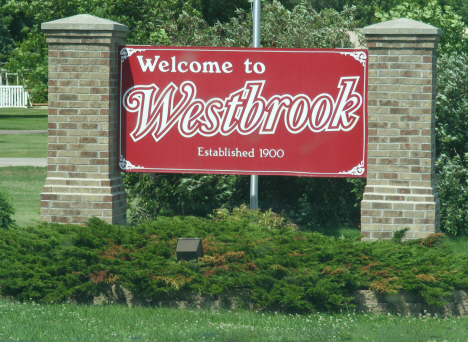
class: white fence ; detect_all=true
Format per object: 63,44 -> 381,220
0,86 -> 29,108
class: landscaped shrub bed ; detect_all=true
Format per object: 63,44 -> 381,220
1,207 -> 467,313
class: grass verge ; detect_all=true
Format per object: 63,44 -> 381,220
0,107 -> 48,130
1,301 -> 467,341
0,166 -> 46,226
0,133 -> 47,158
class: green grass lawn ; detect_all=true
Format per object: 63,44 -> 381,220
0,133 -> 47,158
0,166 -> 46,227
0,107 -> 48,130
1,301 -> 467,342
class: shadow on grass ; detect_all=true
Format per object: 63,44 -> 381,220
0,108 -> 48,130
0,114 -> 47,119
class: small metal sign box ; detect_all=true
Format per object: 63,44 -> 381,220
176,238 -> 203,261
118,46 -> 368,177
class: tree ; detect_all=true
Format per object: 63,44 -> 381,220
279,0 -> 429,26
4,27 -> 48,102
0,0 -> 34,62
200,0 -> 251,25
437,0 -> 468,25
375,0 -> 468,55
435,52 -> 468,235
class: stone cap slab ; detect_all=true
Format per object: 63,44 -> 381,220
42,14 -> 128,32
363,18 -> 442,36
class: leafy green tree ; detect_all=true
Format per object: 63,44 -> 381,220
436,153 -> 468,236
375,0 -> 468,55
435,52 -> 468,235
283,0 -> 468,28
436,52 -> 468,158
279,0 -> 429,26
0,0 -> 34,62
0,22 -> 14,62
200,0 -> 251,25
4,26 -> 48,102
435,0 -> 468,25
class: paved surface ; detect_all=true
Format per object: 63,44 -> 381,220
0,158 -> 47,167
0,130 -> 47,134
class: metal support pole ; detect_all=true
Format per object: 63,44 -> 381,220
250,174 -> 259,210
250,0 -> 261,210
252,0 -> 261,48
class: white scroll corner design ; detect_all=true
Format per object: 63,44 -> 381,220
119,155 -> 143,171
120,47 -> 146,62
339,160 -> 365,176
340,51 -> 367,67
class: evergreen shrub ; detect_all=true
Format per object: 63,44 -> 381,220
0,190 -> 15,229
1,210 -> 467,312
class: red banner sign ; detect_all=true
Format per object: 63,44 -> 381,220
118,46 -> 367,177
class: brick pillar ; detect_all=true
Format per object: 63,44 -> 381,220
40,14 -> 128,224
361,18 -> 441,240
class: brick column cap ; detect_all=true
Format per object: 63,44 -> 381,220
41,14 -> 128,33
363,18 -> 442,36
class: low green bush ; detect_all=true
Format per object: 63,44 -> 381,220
0,190 -> 15,229
1,208 -> 467,313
